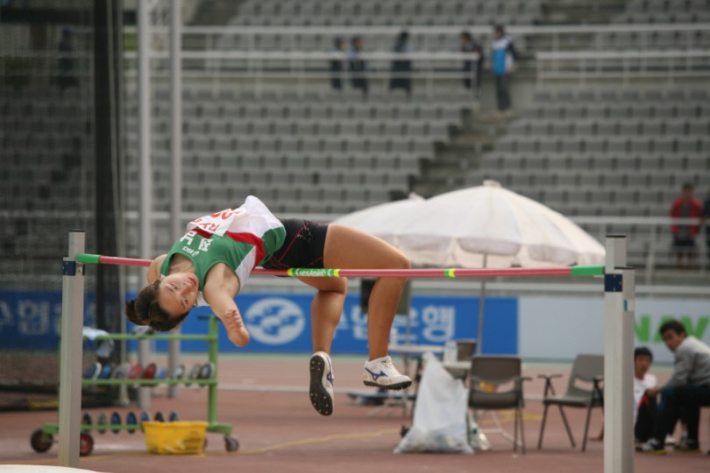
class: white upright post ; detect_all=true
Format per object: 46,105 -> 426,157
603,235 -> 635,473
138,0 -> 153,410
168,0 -> 183,400
58,231 -> 86,467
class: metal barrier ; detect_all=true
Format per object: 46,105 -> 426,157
126,23 -> 710,53
536,49 -> 710,85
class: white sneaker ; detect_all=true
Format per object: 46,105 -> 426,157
309,351 -> 334,416
363,356 -> 412,390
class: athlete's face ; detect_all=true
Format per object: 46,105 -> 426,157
158,273 -> 199,317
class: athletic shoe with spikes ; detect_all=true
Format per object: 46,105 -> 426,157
309,351 -> 334,416
363,356 -> 412,390
636,439 -> 666,455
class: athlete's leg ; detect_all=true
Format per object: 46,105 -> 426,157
322,224 -> 409,361
297,275 -> 346,417
297,275 -> 347,354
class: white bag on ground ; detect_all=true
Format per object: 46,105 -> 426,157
394,352 -> 474,454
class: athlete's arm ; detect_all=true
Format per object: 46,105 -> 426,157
147,255 -> 167,284
203,280 -> 250,347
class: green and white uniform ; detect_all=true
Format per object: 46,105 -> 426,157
160,196 -> 285,306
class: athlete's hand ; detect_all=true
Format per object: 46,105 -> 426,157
223,308 -> 250,347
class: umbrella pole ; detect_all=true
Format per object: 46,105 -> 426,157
476,255 -> 487,355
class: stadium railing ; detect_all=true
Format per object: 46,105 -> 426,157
536,49 -> 710,85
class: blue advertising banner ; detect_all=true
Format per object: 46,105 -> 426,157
0,291 -> 95,350
0,291 -> 517,355
170,293 -> 518,355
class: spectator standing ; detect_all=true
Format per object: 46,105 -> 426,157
703,191 -> 710,264
57,27 -> 78,91
490,25 -> 518,116
669,183 -> 703,269
636,320 -> 710,454
460,31 -> 484,98
348,36 -> 368,97
329,37 -> 346,91
389,31 -> 413,98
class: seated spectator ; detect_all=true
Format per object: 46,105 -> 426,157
633,347 -> 657,442
669,183 -> 702,270
597,346 -> 658,442
636,320 -> 710,454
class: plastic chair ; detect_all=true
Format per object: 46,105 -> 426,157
537,354 -> 604,452
468,356 -> 530,453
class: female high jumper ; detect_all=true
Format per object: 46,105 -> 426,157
126,195 -> 412,416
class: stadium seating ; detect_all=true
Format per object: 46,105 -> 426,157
121,88 -> 469,217
612,0 -> 710,24
230,0 -> 544,27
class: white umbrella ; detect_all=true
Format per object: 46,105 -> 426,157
333,192 -> 425,245
334,180 -> 605,353
395,180 -> 605,268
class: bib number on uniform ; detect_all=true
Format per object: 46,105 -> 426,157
187,209 -> 242,236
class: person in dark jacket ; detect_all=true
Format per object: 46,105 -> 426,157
389,31 -> 413,97
329,37 -> 346,91
348,36 -> 369,96
460,31 -> 484,98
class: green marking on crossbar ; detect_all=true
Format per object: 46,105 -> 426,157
77,253 -> 100,264
571,265 -> 604,276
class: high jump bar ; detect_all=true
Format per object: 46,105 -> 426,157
75,253 -> 604,278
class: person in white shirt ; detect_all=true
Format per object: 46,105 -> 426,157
598,346 -> 658,442
633,347 -> 657,442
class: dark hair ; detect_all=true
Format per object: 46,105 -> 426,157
634,346 -> 653,361
494,24 -> 505,35
461,31 -> 473,42
659,319 -> 686,337
397,31 -> 409,43
125,280 -> 190,332
682,182 -> 693,191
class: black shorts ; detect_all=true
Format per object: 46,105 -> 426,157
673,236 -> 696,250
263,219 -> 329,270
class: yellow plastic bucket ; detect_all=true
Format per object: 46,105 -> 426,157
143,421 -> 208,455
